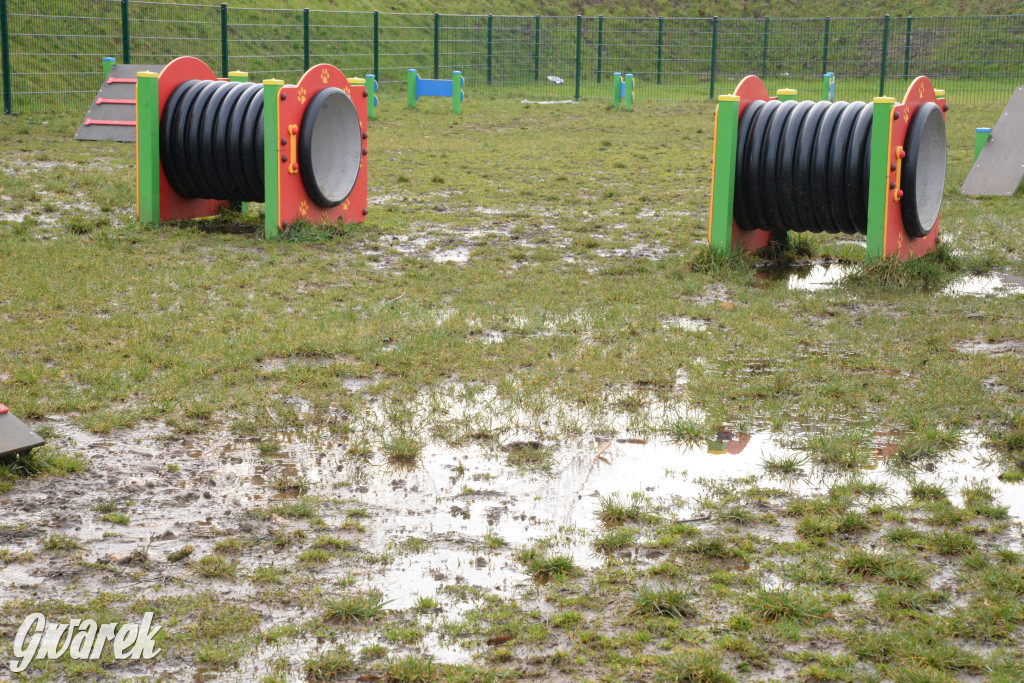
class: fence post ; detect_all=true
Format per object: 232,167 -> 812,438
220,3 -> 228,77
574,14 -> 581,101
879,14 -> 890,97
656,16 -> 664,85
903,16 -> 912,79
433,13 -> 439,79
121,0 -> 131,64
597,16 -> 603,84
761,17 -> 769,79
0,0 -> 11,114
373,11 -> 379,81
821,16 -> 830,75
534,15 -> 540,81
487,14 -> 493,86
709,16 -> 718,100
303,9 -> 309,72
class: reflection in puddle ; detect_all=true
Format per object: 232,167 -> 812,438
787,264 -> 855,291
943,271 -> 1024,297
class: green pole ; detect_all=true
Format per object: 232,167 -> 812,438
487,14 -> 493,86
574,15 -> 581,101
136,70 -> 160,225
597,16 -> 603,84
879,14 -> 890,97
220,3 -> 228,78
709,94 -> 740,254
822,17 -> 830,76
103,57 -> 116,80
974,128 -> 991,162
303,9 -> 310,72
656,16 -> 664,85
613,71 -> 621,107
433,13 -> 439,80
407,69 -> 417,108
624,73 -> 633,111
903,16 -> 912,79
866,96 -> 895,261
1,0 -> 13,114
761,18 -> 769,79
373,11 -> 379,81
263,79 -> 283,240
452,70 -> 463,114
709,16 -> 718,100
534,15 -> 539,82
121,0 -> 131,64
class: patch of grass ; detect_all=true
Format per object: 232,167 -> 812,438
42,533 -> 82,553
251,566 -> 287,584
195,554 -> 238,579
99,512 -> 130,525
518,548 -> 579,579
323,590 -> 389,623
297,548 -> 333,564
503,440 -> 554,472
845,243 -> 982,291
250,497 -> 322,524
414,595 -> 439,612
383,654 -> 437,683
655,649 -> 735,683
593,527 -> 636,552
166,545 -> 194,562
383,434 -> 423,464
881,557 -> 931,587
683,536 -> 745,560
0,445 -> 87,491
761,453 -> 807,476
665,418 -> 706,445
874,587 -> 947,614
839,548 -> 894,577
596,492 -> 649,525
909,481 -> 949,502
744,587 -> 829,624
802,433 -> 872,469
305,645 -> 355,681
631,585 -> 696,619
928,530 -> 977,555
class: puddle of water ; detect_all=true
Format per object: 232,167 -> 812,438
787,264 -> 855,291
432,247 -> 471,264
954,339 -> 1022,355
520,100 -> 577,105
943,272 -> 1024,297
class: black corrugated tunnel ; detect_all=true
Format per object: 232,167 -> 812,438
734,99 -> 945,236
159,80 -> 363,207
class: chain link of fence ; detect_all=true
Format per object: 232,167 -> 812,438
3,0 -> 1024,115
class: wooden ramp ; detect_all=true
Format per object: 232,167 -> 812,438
75,64 -> 164,143
962,87 -> 1024,197
0,405 -> 45,458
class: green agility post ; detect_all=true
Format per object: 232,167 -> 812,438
974,128 -> 991,162
866,96 -> 895,261
452,71 -> 463,114
624,73 -> 633,111
136,71 -> 160,225
103,57 -> 116,80
262,79 -> 283,240
366,74 -> 377,119
822,72 -> 835,101
708,94 -> 740,254
407,68 -> 417,108
613,71 -> 621,107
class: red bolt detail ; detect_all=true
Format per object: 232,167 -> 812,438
362,148 -> 367,156
362,91 -> 368,98
362,208 -> 368,216
896,189 -> 904,199
890,163 -> 897,172
889,181 -> 896,189
280,92 -> 287,101
281,154 -> 288,163
898,149 -> 906,159
943,104 -> 949,112
893,110 -> 899,120
281,138 -> 287,146
362,132 -> 368,140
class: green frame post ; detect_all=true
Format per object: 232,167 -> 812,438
263,79 -> 283,240
366,74 -> 376,119
709,94 -> 740,254
709,16 -> 718,100
866,96 -> 895,261
103,56 -> 115,80
574,15 -> 581,101
486,15 -> 493,86
433,13 -> 439,80
220,3 -> 229,78
1,0 -> 10,114
974,128 -> 991,162
533,15 -> 540,82
822,72 -> 835,101
452,70 -> 463,114
656,16 -> 664,85
776,88 -> 796,102
229,71 -> 249,213
596,16 -> 603,84
136,71 -> 160,225
373,11 -> 379,81
407,69 -> 417,108
624,73 -> 633,111
821,16 -> 830,76
903,16 -> 912,79
120,0 -> 131,64
613,72 -> 621,107
879,14 -> 890,97
303,9 -> 310,72
761,17 -> 769,79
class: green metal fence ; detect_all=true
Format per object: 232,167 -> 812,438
3,0 -> 1024,115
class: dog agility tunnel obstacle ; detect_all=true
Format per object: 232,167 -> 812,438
136,57 -> 369,239
709,75 -> 947,261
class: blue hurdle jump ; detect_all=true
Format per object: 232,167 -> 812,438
407,69 -> 465,114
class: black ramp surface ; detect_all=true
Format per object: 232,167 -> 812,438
962,86 -> 1024,196
0,406 -> 45,458
75,64 -> 165,143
